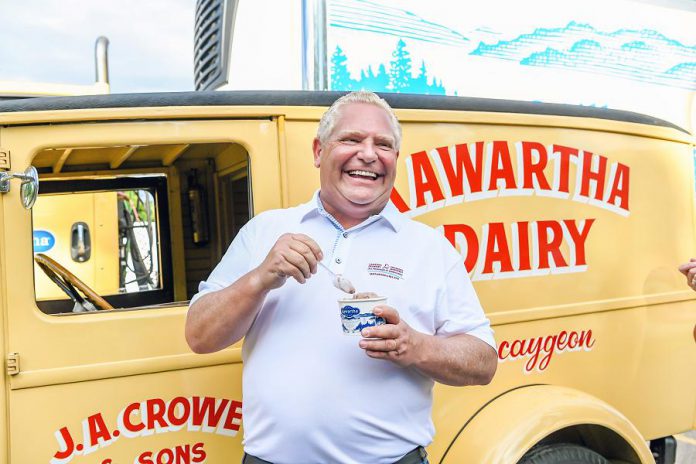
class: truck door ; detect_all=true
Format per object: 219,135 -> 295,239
0,117 -> 282,463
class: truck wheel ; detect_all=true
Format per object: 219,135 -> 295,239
518,444 -> 609,464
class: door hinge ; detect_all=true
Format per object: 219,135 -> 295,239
6,352 -> 19,376
0,148 -> 10,171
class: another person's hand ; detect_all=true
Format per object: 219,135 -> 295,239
253,233 -> 323,290
678,258 -> 696,291
358,305 -> 423,368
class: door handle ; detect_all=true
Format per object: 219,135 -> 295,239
71,222 -> 91,262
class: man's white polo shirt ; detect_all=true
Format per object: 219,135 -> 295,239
191,191 -> 495,464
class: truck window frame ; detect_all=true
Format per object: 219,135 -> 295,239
34,174 -> 174,314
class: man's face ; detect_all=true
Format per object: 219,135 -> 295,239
313,102 -> 399,226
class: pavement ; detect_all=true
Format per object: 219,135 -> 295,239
675,430 -> 696,464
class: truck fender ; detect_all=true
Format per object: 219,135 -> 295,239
439,384 -> 654,464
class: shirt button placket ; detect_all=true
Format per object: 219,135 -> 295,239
333,230 -> 351,274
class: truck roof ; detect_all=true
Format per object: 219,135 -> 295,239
0,90 -> 687,134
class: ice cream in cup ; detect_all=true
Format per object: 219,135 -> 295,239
338,293 -> 386,335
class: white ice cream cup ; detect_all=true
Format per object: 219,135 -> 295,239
338,296 -> 387,335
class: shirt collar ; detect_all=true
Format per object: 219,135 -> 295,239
299,189 -> 405,232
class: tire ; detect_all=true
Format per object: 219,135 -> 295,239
518,444 -> 610,464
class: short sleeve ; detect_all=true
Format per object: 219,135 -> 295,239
434,260 -> 496,349
189,221 -> 255,307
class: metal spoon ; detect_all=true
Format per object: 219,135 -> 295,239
318,261 -> 356,294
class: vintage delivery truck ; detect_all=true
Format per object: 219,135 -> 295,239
0,91 -> 693,463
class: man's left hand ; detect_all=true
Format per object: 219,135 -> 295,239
358,305 -> 423,367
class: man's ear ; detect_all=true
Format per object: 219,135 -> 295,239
312,138 -> 322,168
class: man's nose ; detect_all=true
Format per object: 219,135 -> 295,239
356,141 -> 378,162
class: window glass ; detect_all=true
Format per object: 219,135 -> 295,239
118,189 -> 160,294
33,175 -> 173,314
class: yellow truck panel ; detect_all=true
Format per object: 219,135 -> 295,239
0,91 -> 693,464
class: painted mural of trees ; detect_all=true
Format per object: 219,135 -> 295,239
331,46 -> 357,91
329,41 -> 446,95
390,39 -> 412,91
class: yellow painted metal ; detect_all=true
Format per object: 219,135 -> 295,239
0,101 -> 692,462
440,385 -> 654,464
0,184 -> 8,464
33,191 -> 119,299
0,117 -> 280,462
0,104 -> 692,145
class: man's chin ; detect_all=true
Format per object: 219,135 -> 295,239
344,194 -> 389,210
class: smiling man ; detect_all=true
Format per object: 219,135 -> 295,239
185,91 -> 497,464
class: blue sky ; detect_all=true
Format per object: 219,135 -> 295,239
0,0 -> 195,94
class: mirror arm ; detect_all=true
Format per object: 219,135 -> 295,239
0,166 -> 39,209
0,171 -> 32,193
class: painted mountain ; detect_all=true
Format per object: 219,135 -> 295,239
471,21 -> 696,90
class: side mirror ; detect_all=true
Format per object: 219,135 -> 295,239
0,166 -> 40,209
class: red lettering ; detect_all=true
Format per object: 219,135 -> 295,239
539,335 -> 558,370
483,223 -> 513,273
389,187 -> 410,212
497,340 -> 510,360
524,337 -> 544,372
552,145 -> 579,193
192,397 -> 230,428
146,398 -> 168,430
53,427 -> 76,460
174,444 -> 191,462
509,339 -> 523,358
521,141 -> 551,190
192,442 -> 207,463
411,150 -> 444,208
568,331 -> 579,349
137,451 -> 154,464
607,163 -> 630,210
580,151 -> 607,200
167,397 -> 190,427
443,224 -> 479,272
557,331 -> 569,351
564,219 -> 595,266
223,400 -> 243,432
436,142 -> 485,196
488,141 -> 517,190
87,413 -> 112,447
124,402 -> 145,432
579,330 -> 596,349
537,221 -> 568,268
515,222 -> 532,271
499,329 -> 595,373
156,448 -> 174,464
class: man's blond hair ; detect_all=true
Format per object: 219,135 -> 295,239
317,91 -> 402,150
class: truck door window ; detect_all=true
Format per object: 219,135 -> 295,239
30,141 -> 253,314
33,175 -> 173,314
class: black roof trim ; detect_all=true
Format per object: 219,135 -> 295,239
0,90 -> 687,133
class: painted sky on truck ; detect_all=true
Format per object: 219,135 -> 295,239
327,0 -> 695,129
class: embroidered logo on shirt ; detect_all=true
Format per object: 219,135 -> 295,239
367,263 -> 404,280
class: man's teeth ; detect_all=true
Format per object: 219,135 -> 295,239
347,170 -> 378,179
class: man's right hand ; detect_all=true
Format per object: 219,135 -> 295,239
678,257 -> 696,290
253,233 -> 323,290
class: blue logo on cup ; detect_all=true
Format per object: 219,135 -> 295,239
341,305 -> 361,318
33,230 -> 56,252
